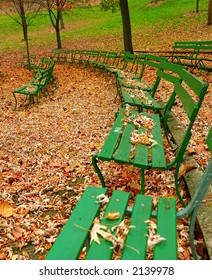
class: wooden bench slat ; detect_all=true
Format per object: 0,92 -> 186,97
86,190 -> 130,260
113,122 -> 134,163
154,197 -> 177,260
151,114 -> 167,168
98,109 -> 124,160
133,126 -> 149,167
45,187 -> 107,260
122,195 -> 152,260
122,91 -> 134,105
175,83 -> 198,120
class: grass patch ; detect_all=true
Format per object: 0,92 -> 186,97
0,0 -> 210,53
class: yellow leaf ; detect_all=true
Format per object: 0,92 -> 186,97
0,201 -> 15,218
105,212 -> 120,220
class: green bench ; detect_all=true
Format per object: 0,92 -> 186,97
171,41 -> 212,73
90,50 -> 109,69
46,128 -> 212,260
93,51 -> 118,73
92,68 -> 209,206
21,54 -> 37,69
106,52 -> 137,79
115,55 -> 168,104
117,61 -> 185,112
13,59 -> 55,109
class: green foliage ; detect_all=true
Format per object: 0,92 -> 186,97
0,0 -> 210,52
100,0 -> 120,13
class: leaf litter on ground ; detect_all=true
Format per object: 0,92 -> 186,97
0,51 -> 211,260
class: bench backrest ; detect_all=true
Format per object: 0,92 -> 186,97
150,61 -> 186,98
86,50 -> 100,65
114,51 -> 131,69
22,54 -> 37,69
65,50 -> 75,63
104,51 -> 118,66
164,69 -> 209,167
97,50 -> 108,63
131,54 -> 167,90
174,41 -> 212,46
122,52 -> 137,72
50,49 -> 61,61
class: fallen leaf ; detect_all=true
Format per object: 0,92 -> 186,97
178,162 -> 196,179
0,201 -> 15,218
95,194 -> 109,204
12,227 -> 26,238
105,212 -> 120,220
90,218 -> 112,244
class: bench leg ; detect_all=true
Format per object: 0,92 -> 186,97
12,92 -> 18,110
92,154 -> 106,188
174,161 -> 186,208
189,208 -> 201,260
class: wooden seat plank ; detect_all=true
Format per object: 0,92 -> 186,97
113,122 -> 135,163
45,187 -> 107,260
98,108 -> 124,160
86,190 -> 130,260
154,197 -> 177,260
122,195 -> 152,260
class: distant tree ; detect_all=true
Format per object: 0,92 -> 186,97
208,0 -> 212,24
0,0 -> 41,69
119,0 -> 133,53
100,0 -> 133,53
38,0 -> 73,49
196,0 -> 199,12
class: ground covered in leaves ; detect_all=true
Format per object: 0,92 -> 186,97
0,52 -> 211,260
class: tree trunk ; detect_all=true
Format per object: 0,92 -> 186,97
56,10 -> 62,49
56,25 -> 62,49
119,0 -> 133,53
60,12 -> 65,29
19,1 -> 27,41
19,1 -> 31,69
208,0 -> 212,25
196,0 -> 199,12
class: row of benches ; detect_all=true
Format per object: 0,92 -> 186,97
13,57 -> 56,109
45,49 -> 211,260
50,40 -> 212,75
171,41 -> 212,74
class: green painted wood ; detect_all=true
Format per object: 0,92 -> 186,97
133,126 -> 149,167
174,83 -> 197,120
207,127 -> 212,153
154,197 -> 177,260
98,108 -> 125,161
122,195 -> 152,260
86,190 -> 130,260
45,187 -> 107,260
113,121 -> 135,163
122,91 -> 134,105
151,114 -> 167,168
180,68 -> 208,97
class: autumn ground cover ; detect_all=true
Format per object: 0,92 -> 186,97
0,0 -> 211,261
0,48 -> 211,260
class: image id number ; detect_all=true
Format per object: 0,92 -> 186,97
132,266 -> 174,276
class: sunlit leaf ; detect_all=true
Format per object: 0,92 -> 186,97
0,201 -> 15,218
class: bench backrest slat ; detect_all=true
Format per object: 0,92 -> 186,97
166,69 -> 209,165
